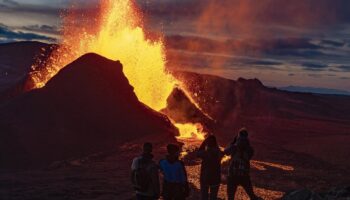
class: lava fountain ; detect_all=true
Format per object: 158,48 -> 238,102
30,0 -> 205,141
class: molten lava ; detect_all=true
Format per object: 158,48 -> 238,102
175,123 -> 205,140
30,0 -> 205,141
31,0 -> 174,111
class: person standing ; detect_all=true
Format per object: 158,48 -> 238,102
197,135 -> 224,200
224,129 -> 260,200
131,142 -> 160,200
159,144 -> 190,200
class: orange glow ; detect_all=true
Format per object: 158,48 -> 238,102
29,0 -> 207,141
175,123 -> 205,140
30,0 -> 175,111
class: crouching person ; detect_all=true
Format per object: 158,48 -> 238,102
160,144 -> 190,200
131,142 -> 160,200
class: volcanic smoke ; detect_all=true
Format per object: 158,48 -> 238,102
30,0 -> 205,140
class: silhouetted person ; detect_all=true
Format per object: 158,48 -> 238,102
197,135 -> 224,200
224,129 -> 259,200
159,144 -> 190,200
131,142 -> 160,200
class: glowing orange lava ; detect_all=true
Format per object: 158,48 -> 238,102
31,0 -> 175,111
175,123 -> 205,140
30,0 -> 205,140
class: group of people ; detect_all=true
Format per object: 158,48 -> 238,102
131,128 -> 260,200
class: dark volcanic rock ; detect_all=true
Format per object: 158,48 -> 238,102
173,71 -> 350,139
0,42 -> 54,100
0,53 -> 177,168
173,71 -> 350,124
161,87 -> 214,130
173,70 -> 350,189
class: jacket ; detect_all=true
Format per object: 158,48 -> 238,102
224,140 -> 254,176
197,146 -> 224,185
131,153 -> 160,197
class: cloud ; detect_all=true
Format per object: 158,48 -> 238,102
268,49 -> 329,57
244,60 -> 282,66
22,24 -> 59,35
308,74 -> 323,78
0,0 -> 19,7
0,0 -> 99,16
145,0 -> 350,25
166,35 -> 322,56
337,65 -> 350,72
0,23 -> 56,43
302,63 -> 329,71
320,39 -> 345,47
326,74 -> 337,77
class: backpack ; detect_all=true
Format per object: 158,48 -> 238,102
231,150 -> 250,176
133,158 -> 152,192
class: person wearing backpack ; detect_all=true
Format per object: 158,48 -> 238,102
131,142 -> 160,200
224,128 -> 260,200
159,144 -> 190,200
197,135 -> 224,200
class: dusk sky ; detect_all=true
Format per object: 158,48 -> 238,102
1,0 -> 350,92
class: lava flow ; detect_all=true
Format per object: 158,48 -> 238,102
30,0 -> 205,141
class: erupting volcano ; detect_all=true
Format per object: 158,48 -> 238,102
1,0 -> 350,199
30,0 -> 206,141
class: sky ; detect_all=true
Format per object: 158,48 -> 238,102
0,0 -> 350,93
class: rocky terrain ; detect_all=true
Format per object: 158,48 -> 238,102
0,42 -> 349,199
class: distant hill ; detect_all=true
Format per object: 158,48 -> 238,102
279,85 -> 350,96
